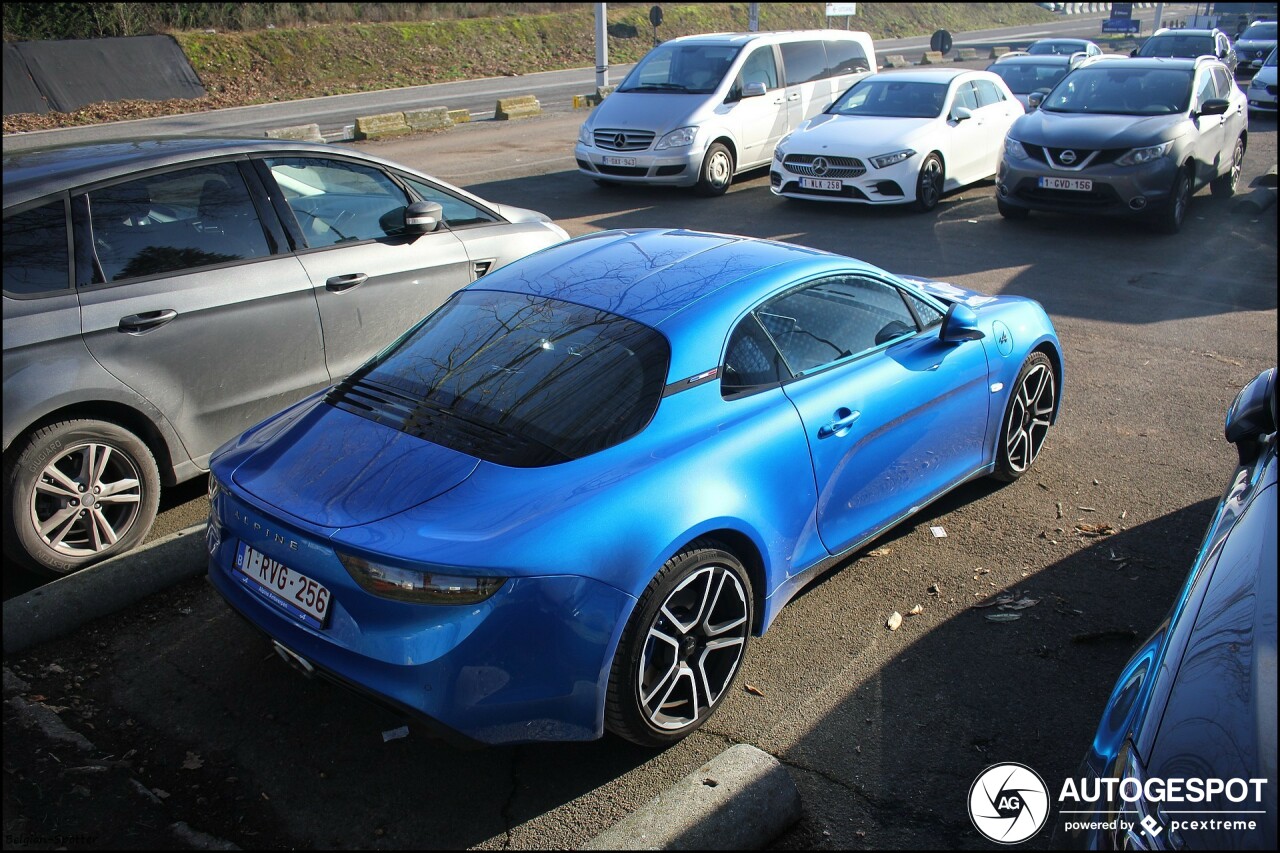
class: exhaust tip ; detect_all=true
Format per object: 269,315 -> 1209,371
274,641 -> 315,677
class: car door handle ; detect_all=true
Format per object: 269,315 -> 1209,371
326,273 -> 368,292
817,408 -> 861,439
773,98 -> 784,104
787,93 -> 800,101
118,309 -> 177,334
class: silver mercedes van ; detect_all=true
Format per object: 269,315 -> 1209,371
575,30 -> 877,196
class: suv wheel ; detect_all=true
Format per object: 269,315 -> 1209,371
3,420 -> 161,576
997,197 -> 1030,220
1154,167 -> 1192,235
1210,137 -> 1244,198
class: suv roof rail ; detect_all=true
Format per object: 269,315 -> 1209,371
994,50 -> 1031,61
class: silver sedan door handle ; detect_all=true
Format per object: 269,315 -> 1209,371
118,309 -> 177,334
326,273 -> 368,293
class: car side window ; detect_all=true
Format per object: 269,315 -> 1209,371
730,46 -> 780,99
3,198 -> 70,296
1194,69 -> 1217,107
401,175 -> 499,229
953,81 -> 980,111
721,313 -> 792,397
902,291 -> 945,328
87,162 -> 272,284
780,40 -> 828,85
756,276 -> 920,376
265,156 -> 411,248
974,79 -> 1008,107
1211,66 -> 1233,97
823,39 -> 870,76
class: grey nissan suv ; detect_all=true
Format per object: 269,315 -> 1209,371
997,56 -> 1248,233
2,137 -> 568,576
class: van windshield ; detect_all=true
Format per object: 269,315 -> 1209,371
618,43 -> 742,94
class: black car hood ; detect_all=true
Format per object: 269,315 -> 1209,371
1013,110 -> 1186,149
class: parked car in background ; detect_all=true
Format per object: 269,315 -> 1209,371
1234,20 -> 1278,74
771,69 -> 1023,211
986,51 -> 1089,109
1133,27 -> 1238,76
206,228 -> 1063,746
2,137 -> 568,577
1066,368 -> 1276,850
997,56 -> 1248,233
1027,37 -> 1102,57
1248,47 -> 1278,114
575,29 -> 876,196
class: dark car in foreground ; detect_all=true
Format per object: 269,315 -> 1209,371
206,228 -> 1063,746
2,138 -> 567,576
997,56 -> 1248,233
1067,368 -> 1277,850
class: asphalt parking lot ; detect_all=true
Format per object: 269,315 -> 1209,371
4,102 -> 1276,848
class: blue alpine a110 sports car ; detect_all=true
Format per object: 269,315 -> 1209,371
207,229 -> 1064,746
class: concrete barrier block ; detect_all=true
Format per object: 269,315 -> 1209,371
354,111 -> 411,140
990,46 -> 1012,59
581,744 -> 801,850
264,123 -> 324,143
573,94 -> 592,109
919,50 -> 945,65
883,53 -> 908,67
955,47 -> 979,61
596,85 -> 617,99
447,108 -> 471,124
405,106 -> 453,131
495,94 -> 541,120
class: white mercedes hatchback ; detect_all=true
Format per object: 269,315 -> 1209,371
770,69 -> 1024,212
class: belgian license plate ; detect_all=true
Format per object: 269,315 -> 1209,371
233,541 -> 330,629
800,177 -> 843,191
603,155 -> 637,167
1039,176 -> 1093,191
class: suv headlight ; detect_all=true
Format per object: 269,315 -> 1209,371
339,552 -> 506,605
1249,76 -> 1266,89
577,124 -> 593,146
655,126 -> 698,150
869,149 -> 916,169
1004,136 -> 1030,161
1115,141 -> 1173,166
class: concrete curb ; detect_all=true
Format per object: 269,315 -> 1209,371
3,522 -> 207,657
1232,187 -> 1277,214
580,744 -> 801,850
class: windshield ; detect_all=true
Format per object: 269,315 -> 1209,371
1041,66 -> 1193,115
1268,48 -> 1278,67
828,78 -> 948,118
1028,41 -> 1082,55
338,290 -> 670,466
617,43 -> 741,94
1138,34 -> 1215,58
987,62 -> 1070,94
1241,22 -> 1277,40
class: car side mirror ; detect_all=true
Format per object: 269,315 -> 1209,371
952,106 -> 973,122
939,303 -> 985,343
1225,368 -> 1277,464
405,200 -> 443,235
743,81 -> 768,98
1197,98 -> 1230,117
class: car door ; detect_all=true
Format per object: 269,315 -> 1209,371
779,40 -> 829,129
1212,64 -> 1248,159
762,274 -> 990,556
261,155 -> 473,382
1189,67 -> 1228,188
723,45 -> 788,168
76,159 -> 330,465
973,78 -> 1024,178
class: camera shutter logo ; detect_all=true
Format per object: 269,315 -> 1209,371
968,763 -> 1050,844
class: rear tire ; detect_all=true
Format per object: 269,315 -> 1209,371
3,419 -> 161,577
605,540 -> 753,747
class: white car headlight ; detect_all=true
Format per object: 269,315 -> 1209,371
577,124 -> 593,146
655,127 -> 698,150
1004,136 -> 1030,161
869,149 -> 916,169
1115,141 -> 1173,167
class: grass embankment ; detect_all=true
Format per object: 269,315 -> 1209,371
3,3 -> 1055,134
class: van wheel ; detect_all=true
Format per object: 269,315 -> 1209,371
695,143 -> 734,197
3,420 -> 161,577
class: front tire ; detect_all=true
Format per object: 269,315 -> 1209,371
605,541 -> 753,746
993,353 -> 1057,483
3,419 -> 161,576
913,153 -> 945,212
997,197 -> 1030,220
694,143 -> 734,197
1154,167 -> 1192,234
1210,137 -> 1244,198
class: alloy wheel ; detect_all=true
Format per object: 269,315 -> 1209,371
1004,362 -> 1055,474
29,441 -> 143,556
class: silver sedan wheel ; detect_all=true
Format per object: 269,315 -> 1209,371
1004,362 -> 1056,474
30,441 -> 143,556
638,564 -> 749,730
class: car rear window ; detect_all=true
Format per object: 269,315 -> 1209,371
988,61 -> 1070,94
327,290 -> 671,467
3,199 -> 70,296
1139,35 -> 1215,58
1241,22 -> 1276,40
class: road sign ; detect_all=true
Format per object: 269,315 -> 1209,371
826,3 -> 857,15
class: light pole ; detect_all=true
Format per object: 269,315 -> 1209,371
595,3 -> 609,90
